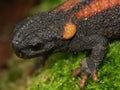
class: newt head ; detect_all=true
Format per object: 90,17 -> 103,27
12,11 -> 69,59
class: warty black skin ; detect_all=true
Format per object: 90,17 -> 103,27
12,0 -> 120,86
12,0 -> 94,58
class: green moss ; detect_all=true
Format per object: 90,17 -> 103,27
29,41 -> 120,90
29,0 -> 120,90
30,0 -> 65,14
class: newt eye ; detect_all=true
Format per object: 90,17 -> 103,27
30,43 -> 43,51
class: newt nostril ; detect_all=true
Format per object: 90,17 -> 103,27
15,41 -> 19,45
12,42 -> 24,58
12,40 -> 20,49
12,38 -> 21,44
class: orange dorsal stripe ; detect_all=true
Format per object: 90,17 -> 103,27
76,0 -> 120,19
54,0 -> 80,13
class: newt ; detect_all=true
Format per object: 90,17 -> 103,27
12,0 -> 120,88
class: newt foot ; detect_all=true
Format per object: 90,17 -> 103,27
72,59 -> 99,88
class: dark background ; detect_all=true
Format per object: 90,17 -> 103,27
0,0 -> 64,90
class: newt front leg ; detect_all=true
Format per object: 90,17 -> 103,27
71,35 -> 108,88
12,0 -> 120,88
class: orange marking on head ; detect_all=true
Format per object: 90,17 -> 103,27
63,21 -> 76,40
76,0 -> 120,18
54,0 -> 80,12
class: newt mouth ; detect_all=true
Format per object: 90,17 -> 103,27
12,40 -> 45,59
13,47 -> 47,59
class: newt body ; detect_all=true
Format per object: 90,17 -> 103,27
12,0 -> 120,88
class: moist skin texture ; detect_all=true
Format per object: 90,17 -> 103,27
12,0 -> 120,88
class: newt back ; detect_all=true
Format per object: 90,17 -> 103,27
12,0 -> 120,88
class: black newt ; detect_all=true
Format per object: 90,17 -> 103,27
12,0 -> 120,88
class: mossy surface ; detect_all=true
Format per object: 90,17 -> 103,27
30,41 -> 120,90
29,1 -> 120,90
